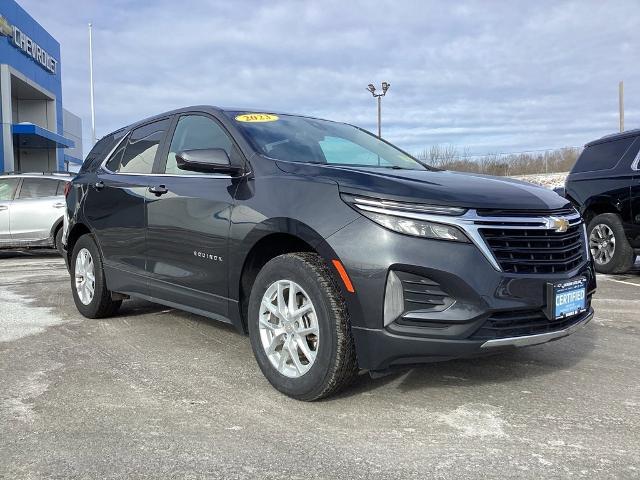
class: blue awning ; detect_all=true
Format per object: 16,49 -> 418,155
12,123 -> 75,149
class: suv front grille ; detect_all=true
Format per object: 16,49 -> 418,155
470,303 -> 591,340
480,224 -> 585,274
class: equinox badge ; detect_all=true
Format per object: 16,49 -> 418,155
194,251 -> 223,262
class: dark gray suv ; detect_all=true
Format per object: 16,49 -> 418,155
64,106 -> 596,400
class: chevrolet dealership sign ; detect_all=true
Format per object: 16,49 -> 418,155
0,14 -> 57,74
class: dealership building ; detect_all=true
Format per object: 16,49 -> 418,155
0,0 -> 82,173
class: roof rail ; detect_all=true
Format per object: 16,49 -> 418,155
0,171 -> 73,176
586,127 -> 640,147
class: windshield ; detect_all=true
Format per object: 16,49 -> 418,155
227,112 -> 428,170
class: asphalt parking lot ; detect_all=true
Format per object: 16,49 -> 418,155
0,251 -> 638,479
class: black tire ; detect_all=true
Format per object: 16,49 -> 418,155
54,227 -> 63,256
248,253 -> 358,401
587,213 -> 635,274
70,234 -> 122,318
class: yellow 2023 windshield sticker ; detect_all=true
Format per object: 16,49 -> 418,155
235,113 -> 279,122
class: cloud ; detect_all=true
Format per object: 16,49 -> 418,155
16,0 -> 640,157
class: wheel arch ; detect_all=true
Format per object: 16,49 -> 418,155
231,218 -> 344,333
49,216 -> 64,243
65,222 -> 92,264
581,198 -> 623,226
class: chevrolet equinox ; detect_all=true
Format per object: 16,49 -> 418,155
64,107 -> 596,400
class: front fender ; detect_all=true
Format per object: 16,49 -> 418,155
228,217 -> 346,300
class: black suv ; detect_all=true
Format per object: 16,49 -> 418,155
64,107 -> 596,400
564,129 -> 640,273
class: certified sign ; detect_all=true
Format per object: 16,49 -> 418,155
0,14 -> 58,74
552,277 -> 587,320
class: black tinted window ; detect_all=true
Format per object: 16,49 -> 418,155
107,119 -> 170,174
165,115 -> 233,174
18,178 -> 60,199
105,136 -> 127,172
0,178 -> 19,201
621,137 -> 640,169
82,129 -> 127,173
572,137 -> 635,173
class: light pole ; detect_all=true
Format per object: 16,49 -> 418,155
88,23 -> 96,146
619,80 -> 624,133
367,82 -> 390,138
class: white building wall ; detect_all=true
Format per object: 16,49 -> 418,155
63,108 -> 82,162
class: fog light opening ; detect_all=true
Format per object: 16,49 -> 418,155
384,270 -> 404,327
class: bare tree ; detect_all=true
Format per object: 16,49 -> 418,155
417,145 -> 581,176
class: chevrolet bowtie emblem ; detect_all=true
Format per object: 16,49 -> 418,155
546,216 -> 570,233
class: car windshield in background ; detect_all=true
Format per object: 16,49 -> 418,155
228,112 -> 428,170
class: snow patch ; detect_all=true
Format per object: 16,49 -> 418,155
0,287 -> 67,342
511,172 -> 568,189
437,403 -> 509,437
2,369 -> 57,422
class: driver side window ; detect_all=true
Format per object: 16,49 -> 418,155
165,115 -> 234,174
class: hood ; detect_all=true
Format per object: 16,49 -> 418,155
275,161 -> 571,211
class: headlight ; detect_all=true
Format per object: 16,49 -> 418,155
361,211 -> 470,241
341,194 -> 470,242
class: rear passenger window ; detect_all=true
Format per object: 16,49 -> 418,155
572,137 -> 635,173
18,178 -> 60,199
623,137 -> 640,170
106,119 -> 170,174
82,129 -> 127,173
0,178 -> 19,201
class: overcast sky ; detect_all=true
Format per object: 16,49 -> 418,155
16,0 -> 640,157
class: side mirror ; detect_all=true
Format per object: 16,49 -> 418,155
176,149 -> 243,175
553,186 -> 566,198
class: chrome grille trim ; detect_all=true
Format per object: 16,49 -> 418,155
352,196 -> 467,216
351,197 -> 585,272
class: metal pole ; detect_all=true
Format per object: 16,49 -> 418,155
89,23 -> 96,145
619,81 -> 624,133
377,96 -> 381,138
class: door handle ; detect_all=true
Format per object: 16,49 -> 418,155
0,205 -> 7,211
94,180 -> 105,190
148,185 -> 169,196
53,203 -> 65,208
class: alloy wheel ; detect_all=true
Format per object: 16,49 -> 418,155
589,223 -> 616,265
259,279 -> 319,378
75,248 -> 96,305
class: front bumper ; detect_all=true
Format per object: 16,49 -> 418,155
352,308 -> 593,371
479,309 -> 593,349
325,216 -> 596,371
